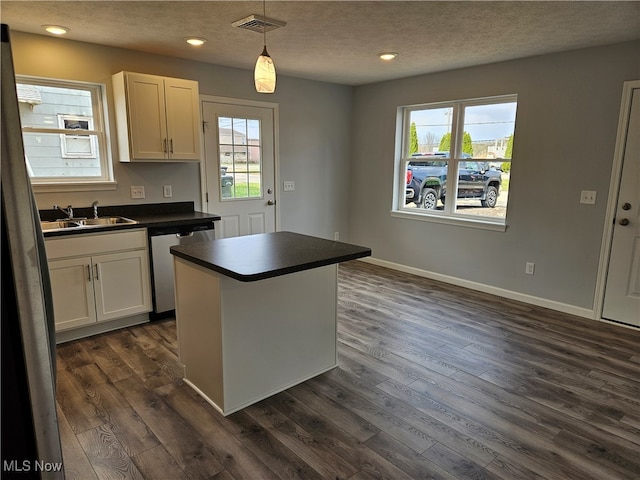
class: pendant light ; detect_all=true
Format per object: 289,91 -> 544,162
254,0 -> 276,93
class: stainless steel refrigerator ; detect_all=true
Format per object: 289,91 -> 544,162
1,23 -> 64,478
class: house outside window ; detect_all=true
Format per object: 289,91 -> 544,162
17,76 -> 113,187
58,114 -> 98,159
395,95 -> 517,229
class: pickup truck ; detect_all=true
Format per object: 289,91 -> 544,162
405,154 -> 501,209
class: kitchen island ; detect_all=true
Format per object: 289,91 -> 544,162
170,231 -> 371,416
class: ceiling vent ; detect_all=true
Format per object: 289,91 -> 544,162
232,14 -> 286,33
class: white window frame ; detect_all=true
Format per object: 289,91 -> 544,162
17,75 -> 115,191
392,94 -> 517,231
57,114 -> 98,159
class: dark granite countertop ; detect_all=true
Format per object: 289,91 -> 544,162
41,201 -> 220,237
170,231 -> 371,282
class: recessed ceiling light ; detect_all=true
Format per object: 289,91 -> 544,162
379,52 -> 398,61
185,37 -> 207,46
42,25 -> 70,35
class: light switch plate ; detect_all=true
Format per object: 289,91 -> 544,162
284,181 -> 295,191
163,185 -> 172,198
580,190 -> 596,204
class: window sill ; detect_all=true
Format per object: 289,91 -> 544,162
391,208 -> 507,232
32,181 -> 118,194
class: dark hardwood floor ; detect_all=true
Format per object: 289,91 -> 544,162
55,261 -> 640,480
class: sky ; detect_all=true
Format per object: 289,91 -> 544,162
410,102 -> 517,145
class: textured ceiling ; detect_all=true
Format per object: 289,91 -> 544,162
1,1 -> 639,85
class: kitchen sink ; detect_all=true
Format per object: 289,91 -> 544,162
40,216 -> 138,232
76,216 -> 138,226
40,220 -> 81,231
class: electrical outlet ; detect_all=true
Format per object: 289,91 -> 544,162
130,186 -> 145,199
284,181 -> 295,191
525,262 -> 535,275
580,190 -> 597,204
163,185 -> 172,198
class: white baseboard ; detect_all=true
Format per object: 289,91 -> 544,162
358,257 -> 595,320
55,313 -> 150,344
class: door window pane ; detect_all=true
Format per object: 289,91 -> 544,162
218,116 -> 262,200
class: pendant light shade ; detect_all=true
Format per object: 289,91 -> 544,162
254,0 -> 276,93
255,46 -> 276,93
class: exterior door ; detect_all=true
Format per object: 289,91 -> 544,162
202,99 -> 276,238
602,84 -> 640,327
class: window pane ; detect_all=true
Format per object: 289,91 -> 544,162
462,102 -> 517,160
408,107 -> 453,157
23,132 -> 102,177
405,158 -> 448,209
453,102 -> 516,218
18,84 -> 94,130
218,116 -> 262,200
454,161 -> 505,217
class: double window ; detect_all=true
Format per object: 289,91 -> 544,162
396,95 -> 517,228
17,76 -> 113,187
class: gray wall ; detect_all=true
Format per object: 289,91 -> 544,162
12,31 -> 640,313
11,31 -> 353,240
349,41 -> 640,312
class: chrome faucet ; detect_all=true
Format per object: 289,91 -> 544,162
53,204 -> 73,219
91,200 -> 99,219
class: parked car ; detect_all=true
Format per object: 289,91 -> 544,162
406,153 -> 501,209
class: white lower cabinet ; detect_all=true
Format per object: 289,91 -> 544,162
45,229 -> 152,333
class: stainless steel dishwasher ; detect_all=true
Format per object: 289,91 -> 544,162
148,222 -> 215,319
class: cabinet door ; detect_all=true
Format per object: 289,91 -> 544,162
126,73 -> 168,160
93,250 -> 152,322
48,257 -> 96,331
164,78 -> 201,160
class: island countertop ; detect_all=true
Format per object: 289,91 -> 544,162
170,231 -> 371,282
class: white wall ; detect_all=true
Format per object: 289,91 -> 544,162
349,41 -> 640,313
11,31 -> 353,240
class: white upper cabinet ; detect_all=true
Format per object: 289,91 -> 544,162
112,71 -> 201,162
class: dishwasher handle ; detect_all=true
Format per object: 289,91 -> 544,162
177,232 -> 194,238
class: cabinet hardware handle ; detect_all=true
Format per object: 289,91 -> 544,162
87,264 -> 91,281
94,264 -> 99,280
170,138 -> 174,154
163,138 -> 168,153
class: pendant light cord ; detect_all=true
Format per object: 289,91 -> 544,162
263,0 -> 267,48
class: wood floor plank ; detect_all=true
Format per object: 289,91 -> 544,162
105,330 -> 175,389
156,381 -> 282,480
76,424 -> 144,480
245,401 -> 360,479
113,375 -> 224,479
131,445 -> 193,480
57,404 -> 99,480
80,336 -> 135,383
55,261 -> 640,480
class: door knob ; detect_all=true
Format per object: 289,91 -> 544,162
267,200 -> 276,206
622,203 -> 632,211
619,218 -> 630,226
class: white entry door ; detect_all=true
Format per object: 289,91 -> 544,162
201,98 -> 277,238
602,84 -> 640,327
